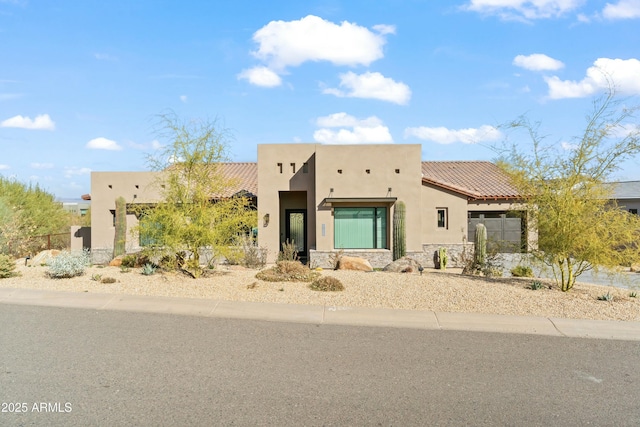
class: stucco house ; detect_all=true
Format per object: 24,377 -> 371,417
89,143 -> 528,267
610,181 -> 640,215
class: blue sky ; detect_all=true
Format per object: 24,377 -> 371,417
1,0 -> 640,199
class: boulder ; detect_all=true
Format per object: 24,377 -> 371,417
383,257 -> 423,273
28,249 -> 61,266
337,256 -> 373,272
630,264 -> 640,273
109,256 -> 123,267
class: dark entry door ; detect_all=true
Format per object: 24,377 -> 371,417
285,209 -> 307,259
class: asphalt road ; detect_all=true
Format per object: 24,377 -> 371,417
1,304 -> 639,426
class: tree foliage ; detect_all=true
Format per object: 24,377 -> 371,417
500,89 -> 640,291
0,177 -> 71,256
135,113 -> 257,278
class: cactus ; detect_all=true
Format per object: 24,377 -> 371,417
438,247 -> 448,270
113,196 -> 127,258
474,223 -> 487,270
393,201 -> 406,260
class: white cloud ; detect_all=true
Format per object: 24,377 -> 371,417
561,141 -> 579,150
237,66 -> 282,87
323,71 -> 411,105
316,112 -> 383,128
0,164 -> 9,170
251,15 -> 391,70
30,162 -> 54,169
462,0 -> 584,20
0,114 -> 55,130
404,125 -> 502,144
94,53 -> 118,61
372,24 -> 396,35
513,54 -> 565,71
313,112 -> 393,144
545,58 -> 640,99
603,0 -> 640,19
63,167 -> 92,178
611,123 -> 640,138
180,95 -> 187,103
86,137 -> 122,151
151,139 -> 162,150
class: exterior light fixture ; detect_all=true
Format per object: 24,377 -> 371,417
263,213 -> 270,227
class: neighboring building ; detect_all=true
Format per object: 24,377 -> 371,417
610,181 -> 640,215
89,143 -> 528,267
58,198 -> 91,216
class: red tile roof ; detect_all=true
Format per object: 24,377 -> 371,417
216,162 -> 258,198
421,161 -> 519,200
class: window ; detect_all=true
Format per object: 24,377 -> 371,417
139,213 -> 162,247
437,208 -> 448,229
334,207 -> 387,249
630,209 -> 638,215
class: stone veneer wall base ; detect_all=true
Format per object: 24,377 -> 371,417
310,250 -> 393,269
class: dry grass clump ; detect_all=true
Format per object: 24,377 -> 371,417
309,276 -> 345,292
256,261 -> 320,282
101,277 -> 117,284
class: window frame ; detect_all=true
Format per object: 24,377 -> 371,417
333,206 -> 388,250
436,207 -> 448,229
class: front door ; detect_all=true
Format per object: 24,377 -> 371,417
285,209 -> 307,260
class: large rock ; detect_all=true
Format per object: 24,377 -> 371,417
28,250 -> 61,266
109,256 -> 123,267
383,257 -> 423,273
337,256 -> 373,272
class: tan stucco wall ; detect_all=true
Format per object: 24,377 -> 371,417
420,184 -> 469,245
90,171 -> 161,261
314,144 -> 422,252
257,144 -> 317,262
257,143 -> 422,262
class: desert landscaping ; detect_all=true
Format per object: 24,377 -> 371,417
1,259 -> 639,322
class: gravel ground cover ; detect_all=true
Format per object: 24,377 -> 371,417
2,263 -> 639,322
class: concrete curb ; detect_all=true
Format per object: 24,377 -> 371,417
1,287 -> 639,341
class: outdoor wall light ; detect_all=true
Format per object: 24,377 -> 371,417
263,213 -> 270,227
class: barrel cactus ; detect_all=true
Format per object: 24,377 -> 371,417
113,196 -> 127,258
393,201 -> 406,260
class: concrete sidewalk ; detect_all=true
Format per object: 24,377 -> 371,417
1,287 -> 639,341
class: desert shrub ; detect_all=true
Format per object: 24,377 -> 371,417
255,261 -> 319,282
511,265 -> 534,278
121,253 -> 150,268
47,250 -> 90,279
0,254 -> 18,278
101,277 -> 117,284
90,273 -> 102,281
120,254 -> 137,268
239,236 -> 267,268
277,240 -> 298,262
309,276 -> 344,292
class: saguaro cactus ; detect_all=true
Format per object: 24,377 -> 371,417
113,196 -> 127,258
393,201 -> 406,260
474,223 -> 487,270
438,247 -> 448,270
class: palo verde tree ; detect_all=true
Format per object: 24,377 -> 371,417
500,88 -> 640,291
0,177 -> 71,256
136,113 -> 256,278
